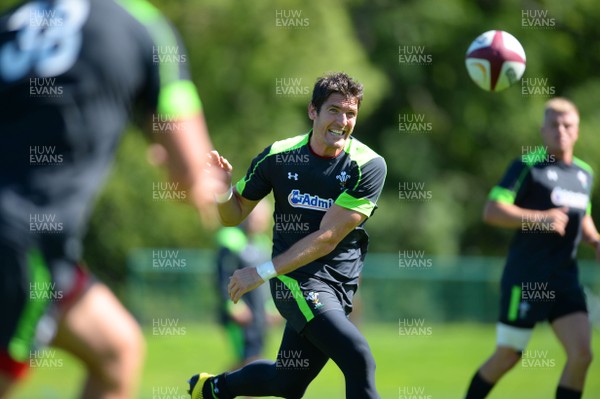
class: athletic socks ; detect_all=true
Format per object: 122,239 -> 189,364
465,372 -> 582,399
202,374 -> 233,399
465,371 -> 495,399
556,386 -> 582,399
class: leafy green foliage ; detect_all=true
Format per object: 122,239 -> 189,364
74,0 -> 600,283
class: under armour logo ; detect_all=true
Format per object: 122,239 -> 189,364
288,172 -> 298,180
547,170 -> 558,182
519,302 -> 530,318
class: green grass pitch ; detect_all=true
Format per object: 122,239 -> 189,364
10,323 -> 600,398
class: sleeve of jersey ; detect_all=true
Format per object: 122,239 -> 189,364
335,156 -> 387,218
488,159 -> 529,205
137,6 -> 202,119
234,146 -> 273,201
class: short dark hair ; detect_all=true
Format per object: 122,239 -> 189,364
310,72 -> 363,113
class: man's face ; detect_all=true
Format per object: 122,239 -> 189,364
540,110 -> 579,156
308,93 -> 359,157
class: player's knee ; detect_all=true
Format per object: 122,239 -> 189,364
342,339 -> 376,378
270,368 -> 316,399
493,348 -> 521,372
114,320 -> 145,372
567,346 -> 592,368
92,319 -> 145,388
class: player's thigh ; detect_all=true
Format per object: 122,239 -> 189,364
51,282 -> 144,375
276,322 -> 328,381
0,373 -> 14,398
551,312 -> 591,358
549,285 -> 591,357
303,310 -> 375,372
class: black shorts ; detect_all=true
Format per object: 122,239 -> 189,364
270,276 -> 352,333
499,279 -> 588,328
0,238 -> 93,379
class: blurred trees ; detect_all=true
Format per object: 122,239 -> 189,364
76,0 -> 600,285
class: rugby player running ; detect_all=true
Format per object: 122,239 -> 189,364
189,72 -> 387,399
465,98 -> 600,399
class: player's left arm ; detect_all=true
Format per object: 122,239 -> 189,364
581,214 -> 600,261
227,205 -> 366,303
132,7 -> 226,226
274,205 -> 367,273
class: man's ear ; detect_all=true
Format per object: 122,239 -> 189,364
308,103 -> 317,121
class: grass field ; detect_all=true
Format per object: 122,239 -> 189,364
10,323 -> 600,399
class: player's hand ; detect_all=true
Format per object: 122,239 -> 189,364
228,267 -> 264,303
190,150 -> 232,228
543,207 -> 569,236
206,150 -> 233,191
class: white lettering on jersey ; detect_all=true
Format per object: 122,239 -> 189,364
288,190 -> 333,212
0,0 -> 90,81
550,187 -> 589,210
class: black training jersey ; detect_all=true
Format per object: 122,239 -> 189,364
0,0 -> 201,249
235,132 -> 387,288
488,149 -> 594,282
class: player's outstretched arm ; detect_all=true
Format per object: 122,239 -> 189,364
483,200 -> 569,236
227,205 -> 366,303
581,214 -> 600,260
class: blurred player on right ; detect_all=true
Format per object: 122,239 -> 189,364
465,98 -> 600,399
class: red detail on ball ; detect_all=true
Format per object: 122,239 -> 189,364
467,31 -> 525,91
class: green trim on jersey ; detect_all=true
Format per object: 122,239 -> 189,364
344,136 -> 383,191
488,186 -> 516,204
235,178 -> 248,197
9,249 -> 52,362
235,134 -> 309,195
335,191 -> 376,217
508,285 -> 522,322
157,80 -> 202,118
488,162 -> 532,204
573,157 -> 594,215
269,134 -> 309,155
115,0 -> 158,20
216,227 -> 248,254
115,0 -> 202,117
276,275 -> 314,323
343,136 -> 381,167
573,157 -> 594,176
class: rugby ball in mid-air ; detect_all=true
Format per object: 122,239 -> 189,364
465,30 -> 526,92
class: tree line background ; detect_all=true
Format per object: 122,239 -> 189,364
8,0 -> 599,288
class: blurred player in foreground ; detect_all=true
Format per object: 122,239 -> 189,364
215,200 -> 280,370
189,72 -> 387,399
465,98 -> 600,399
0,0 -> 224,398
